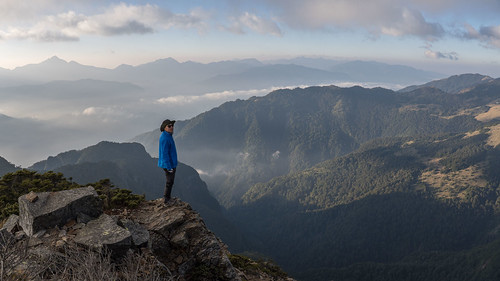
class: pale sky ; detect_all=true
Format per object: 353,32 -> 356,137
1,0 -> 500,76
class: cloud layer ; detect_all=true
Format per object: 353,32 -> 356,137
0,3 -> 210,41
0,0 -> 499,70
1,1 -> 499,47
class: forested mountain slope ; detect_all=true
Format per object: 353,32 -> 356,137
0,156 -> 19,176
135,76 -> 500,207
229,123 -> 500,280
399,73 -> 493,93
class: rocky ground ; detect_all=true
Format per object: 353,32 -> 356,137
0,187 -> 295,281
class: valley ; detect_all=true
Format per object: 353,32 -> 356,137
2,73 -> 500,281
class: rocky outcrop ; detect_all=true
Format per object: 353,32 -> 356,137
2,187 -> 293,281
18,186 -> 103,236
73,213 -> 133,257
128,198 -> 239,280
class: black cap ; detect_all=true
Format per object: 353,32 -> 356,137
160,119 -> 176,132
160,119 -> 176,131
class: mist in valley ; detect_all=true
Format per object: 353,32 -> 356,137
0,57 -> 438,167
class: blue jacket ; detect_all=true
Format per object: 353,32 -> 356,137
158,131 -> 178,170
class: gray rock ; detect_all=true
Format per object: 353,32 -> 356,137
14,230 -> 26,240
119,218 -> 149,247
18,186 -> 103,236
1,214 -> 19,233
77,212 -> 95,224
0,229 -> 14,246
33,229 -> 47,238
1,215 -> 19,245
130,199 -> 240,280
74,213 -> 132,257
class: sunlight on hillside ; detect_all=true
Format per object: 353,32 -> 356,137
487,123 -> 500,147
475,104 -> 500,122
463,130 -> 481,138
438,106 -> 488,120
419,161 -> 488,200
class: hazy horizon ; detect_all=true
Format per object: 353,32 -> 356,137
0,1 -> 499,76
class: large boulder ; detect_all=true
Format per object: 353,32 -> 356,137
74,213 -> 132,257
18,186 -> 103,236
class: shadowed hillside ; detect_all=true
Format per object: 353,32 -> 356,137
0,156 -> 19,176
228,124 -> 500,280
134,76 -> 500,208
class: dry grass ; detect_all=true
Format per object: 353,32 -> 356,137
419,162 -> 488,200
0,236 -> 173,281
463,130 -> 481,138
439,106 -> 487,120
475,104 -> 500,122
487,124 -> 500,148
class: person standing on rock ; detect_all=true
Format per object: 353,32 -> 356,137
158,119 -> 178,205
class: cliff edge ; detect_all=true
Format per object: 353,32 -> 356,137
0,186 -> 294,281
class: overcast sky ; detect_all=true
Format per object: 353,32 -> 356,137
0,0 -> 499,76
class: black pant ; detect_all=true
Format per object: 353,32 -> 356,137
163,168 -> 176,199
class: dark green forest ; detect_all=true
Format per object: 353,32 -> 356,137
125,76 -> 500,280
229,127 -> 500,281
169,79 -> 499,208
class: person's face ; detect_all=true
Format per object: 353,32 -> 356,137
165,124 -> 174,134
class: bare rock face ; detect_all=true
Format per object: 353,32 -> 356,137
4,188 -> 292,280
0,214 -> 19,245
129,198 -> 240,281
73,213 -> 132,257
18,186 -> 103,236
119,218 -> 149,247
1,214 -> 19,233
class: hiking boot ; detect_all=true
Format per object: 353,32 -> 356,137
163,197 -> 172,206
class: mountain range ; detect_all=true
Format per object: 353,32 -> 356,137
134,73 -> 499,207
2,56 -> 441,89
0,56 -> 445,167
128,73 -> 500,280
2,72 -> 500,280
232,125 -> 500,280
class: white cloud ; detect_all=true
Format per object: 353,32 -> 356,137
225,12 -> 282,36
80,106 -> 134,123
462,23 -> 500,49
264,0 -> 444,41
424,50 -> 458,60
379,8 -> 443,40
156,87 -> 276,105
423,44 -> 459,60
0,3 -> 208,42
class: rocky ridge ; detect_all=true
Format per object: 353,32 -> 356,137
0,186 -> 294,281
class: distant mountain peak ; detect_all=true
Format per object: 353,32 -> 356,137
152,57 -> 179,64
0,113 -> 12,120
399,73 -> 493,94
43,56 -> 68,64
